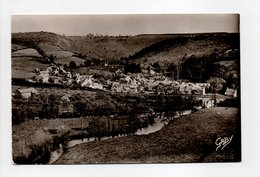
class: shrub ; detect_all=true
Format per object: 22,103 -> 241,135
69,61 -> 77,69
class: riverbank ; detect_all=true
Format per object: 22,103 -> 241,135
55,107 -> 240,164
12,114 -> 156,163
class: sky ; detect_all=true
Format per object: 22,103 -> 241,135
12,14 -> 239,36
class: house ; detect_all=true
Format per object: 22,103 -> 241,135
225,87 -> 237,97
194,88 -> 205,95
12,92 -> 16,98
204,99 -> 214,108
198,83 -> 210,95
191,83 -> 206,95
38,71 -> 49,83
61,95 -> 71,102
53,77 -> 63,84
179,83 -> 193,94
16,87 -> 38,99
111,82 -> 122,92
81,75 -> 94,87
124,75 -> 132,84
89,82 -> 103,90
129,84 -> 138,93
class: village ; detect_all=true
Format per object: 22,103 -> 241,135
13,61 -> 238,101
11,61 -> 238,124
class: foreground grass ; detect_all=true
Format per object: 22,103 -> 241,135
12,118 -> 91,163
13,116 -> 130,163
55,107 -> 240,164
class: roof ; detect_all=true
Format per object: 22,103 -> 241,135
17,88 -> 38,94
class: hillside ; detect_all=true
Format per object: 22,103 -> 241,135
12,32 -> 239,64
55,107 -> 240,163
66,34 -> 173,62
12,32 -> 239,85
12,32 -> 172,62
121,33 -> 239,83
126,33 -> 239,66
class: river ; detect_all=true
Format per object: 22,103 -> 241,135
48,110 -> 192,164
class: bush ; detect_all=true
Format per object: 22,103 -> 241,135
69,61 -> 77,69
124,63 -> 141,73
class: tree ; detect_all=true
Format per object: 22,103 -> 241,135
40,103 -> 50,118
167,64 -> 182,80
74,101 -> 87,117
152,62 -> 161,73
207,77 -> 226,94
48,94 -> 59,118
207,77 -> 226,107
69,61 -> 77,69
226,73 -> 239,89
124,63 -> 141,73
49,55 -> 55,63
48,77 -> 54,83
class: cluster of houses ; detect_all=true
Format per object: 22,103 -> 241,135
13,63 -> 238,100
27,64 -> 211,95
109,69 -> 211,95
29,64 -> 104,90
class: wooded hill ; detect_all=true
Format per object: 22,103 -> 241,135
12,32 -> 240,86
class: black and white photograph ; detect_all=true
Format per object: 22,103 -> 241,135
10,14 -> 241,164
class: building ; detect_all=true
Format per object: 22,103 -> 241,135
225,87 -> 237,97
15,87 -> 38,99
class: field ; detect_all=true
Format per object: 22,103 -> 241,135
12,57 -> 49,79
55,107 -> 240,163
12,48 -> 43,57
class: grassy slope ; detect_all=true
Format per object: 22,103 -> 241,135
55,107 -> 240,164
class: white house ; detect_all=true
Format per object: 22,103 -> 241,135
225,87 -> 237,97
